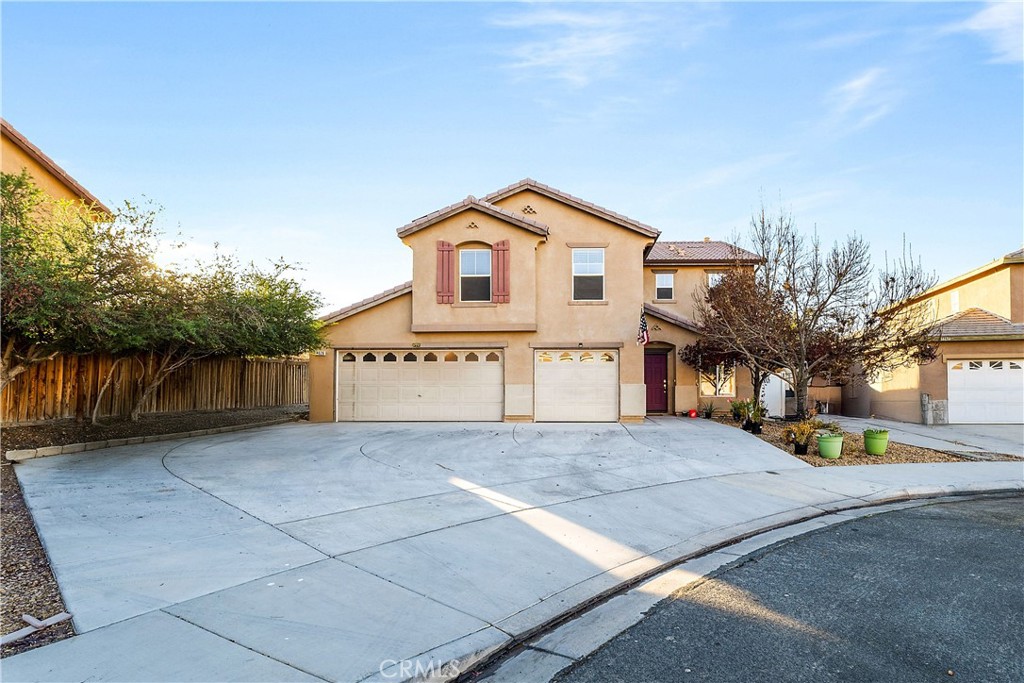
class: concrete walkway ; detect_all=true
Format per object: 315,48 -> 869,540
4,419 -> 1022,682
828,415 -> 1024,458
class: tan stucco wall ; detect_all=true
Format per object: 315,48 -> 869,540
643,265 -> 722,319
923,264 -> 1022,323
2,135 -> 86,204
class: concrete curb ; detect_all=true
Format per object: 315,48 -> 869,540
5,417 -> 301,463
454,486 -> 1024,683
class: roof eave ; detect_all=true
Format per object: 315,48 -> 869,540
396,197 -> 549,239
320,282 -> 413,324
0,118 -> 112,214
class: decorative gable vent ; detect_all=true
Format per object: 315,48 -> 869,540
521,205 -> 537,214
466,221 -> 479,229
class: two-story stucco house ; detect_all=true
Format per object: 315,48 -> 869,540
309,179 -> 760,423
843,248 -> 1024,425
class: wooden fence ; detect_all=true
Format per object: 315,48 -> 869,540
1,354 -> 308,425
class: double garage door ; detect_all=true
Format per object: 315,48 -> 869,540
337,350 -> 504,421
335,348 -> 620,422
947,359 -> 1024,423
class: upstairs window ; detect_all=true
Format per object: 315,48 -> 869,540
572,248 -> 604,301
460,249 -> 491,302
655,273 -> 674,300
707,271 -> 726,288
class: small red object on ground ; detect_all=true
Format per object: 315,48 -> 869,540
688,409 -> 698,418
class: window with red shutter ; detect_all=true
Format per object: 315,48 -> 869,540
491,240 -> 510,303
436,241 -> 455,303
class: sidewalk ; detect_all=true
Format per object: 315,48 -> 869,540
3,421 -> 1022,682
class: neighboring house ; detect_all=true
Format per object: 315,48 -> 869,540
843,248 -> 1024,424
309,179 -> 761,423
1,118 -> 110,213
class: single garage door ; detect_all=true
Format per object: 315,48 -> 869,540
337,349 -> 503,421
535,350 -> 618,422
947,359 -> 1024,423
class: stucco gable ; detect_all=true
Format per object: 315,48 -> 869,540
483,178 -> 660,239
320,281 -> 412,324
1,118 -> 111,213
396,195 -> 549,239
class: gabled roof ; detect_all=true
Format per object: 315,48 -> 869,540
932,307 -> 1024,340
396,195 -> 550,239
320,281 -> 412,324
644,303 -> 701,334
482,178 -> 660,239
1,118 -> 111,214
646,240 -> 761,265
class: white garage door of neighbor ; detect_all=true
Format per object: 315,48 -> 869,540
535,350 -> 619,422
336,350 -> 504,421
947,359 -> 1024,424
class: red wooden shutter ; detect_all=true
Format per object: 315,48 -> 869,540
491,240 -> 510,303
437,241 -> 455,304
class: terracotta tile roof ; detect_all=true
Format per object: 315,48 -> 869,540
320,281 -> 412,324
644,303 -> 701,334
396,195 -> 549,238
1,118 -> 111,214
482,178 -> 660,238
646,240 -> 761,264
932,308 -> 1024,340
1005,247 -> 1024,261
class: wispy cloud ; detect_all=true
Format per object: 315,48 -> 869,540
684,153 -> 794,192
824,67 -> 898,132
490,6 -> 723,87
949,1 -> 1023,63
490,8 -> 646,87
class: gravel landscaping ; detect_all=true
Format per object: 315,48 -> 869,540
715,416 -> 1018,466
0,406 -> 306,657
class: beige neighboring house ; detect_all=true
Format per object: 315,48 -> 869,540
309,179 -> 761,423
1,118 -> 110,213
843,248 -> 1024,424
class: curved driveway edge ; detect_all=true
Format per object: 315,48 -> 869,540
4,419 -> 1022,682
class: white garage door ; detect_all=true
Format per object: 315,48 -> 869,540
947,360 -> 1024,423
535,350 -> 618,422
336,350 -> 503,421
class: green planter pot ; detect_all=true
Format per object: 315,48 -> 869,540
817,434 -> 844,459
863,429 -> 890,456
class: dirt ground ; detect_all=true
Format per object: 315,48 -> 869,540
0,406 -> 305,658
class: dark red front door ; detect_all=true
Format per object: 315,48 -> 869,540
644,353 -> 668,413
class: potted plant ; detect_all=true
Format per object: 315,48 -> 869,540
783,419 -> 818,455
728,399 -> 745,422
863,428 -> 890,456
816,423 -> 844,459
699,400 -> 715,419
736,399 -> 752,431
747,401 -> 764,434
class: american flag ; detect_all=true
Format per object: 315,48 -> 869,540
637,308 -> 650,346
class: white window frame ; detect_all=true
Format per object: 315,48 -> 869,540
706,271 -> 726,288
459,248 -> 492,302
699,363 -> 736,397
655,272 -> 674,300
572,248 -> 605,301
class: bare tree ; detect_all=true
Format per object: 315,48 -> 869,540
693,204 -> 937,418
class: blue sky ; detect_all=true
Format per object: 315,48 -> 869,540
3,1 -> 1022,312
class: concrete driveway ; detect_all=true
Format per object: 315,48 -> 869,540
829,416 -> 1024,458
6,418 -> 1022,682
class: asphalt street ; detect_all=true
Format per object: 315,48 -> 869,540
555,496 -> 1024,683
